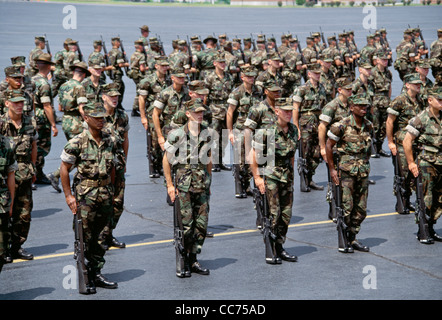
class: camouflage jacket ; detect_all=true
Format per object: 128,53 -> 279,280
328,114 -> 373,177
0,88 -> 34,116
58,78 -> 87,113
103,109 -> 129,170
0,112 -> 37,182
137,72 -> 171,115
153,84 -> 190,132
32,73 -> 53,127
244,99 -> 277,131
292,80 -> 327,114
352,78 -> 375,103
54,49 -> 69,77
320,68 -> 336,102
168,50 -> 190,74
26,47 -> 44,77
205,71 -> 234,120
81,77 -> 103,103
109,48 -> 125,78
128,51 -> 146,81
251,49 -> 267,71
371,65 -> 392,95
227,84 -> 262,130
387,91 -> 425,144
253,122 -> 298,184
0,134 -> 17,213
195,48 -> 219,71
319,96 -> 349,127
255,68 -> 284,93
61,129 -> 117,198
302,46 -> 317,64
164,123 -> 213,193
360,44 -> 376,64
406,107 -> 442,166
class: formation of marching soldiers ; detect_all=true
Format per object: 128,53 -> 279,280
0,24 -> 441,290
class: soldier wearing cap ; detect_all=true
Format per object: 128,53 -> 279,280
251,97 -> 298,264
99,83 -> 129,250
0,121 -> 17,273
81,60 -> 105,103
88,40 -> 110,84
326,93 -> 373,253
430,29 -> 442,85
321,35 -> 344,79
60,101 -> 119,290
52,38 -> 72,98
47,62 -> 89,192
63,40 -> 83,79
250,38 -> 268,72
292,63 -> 327,192
386,73 -> 425,214
139,25 -> 150,49
204,53 -> 234,171
227,65 -> 261,198
302,36 -> 317,66
280,37 -> 305,94
152,72 -> 189,153
0,66 -> 33,117
371,49 -> 393,157
0,91 -> 36,262
168,39 -> 191,76
242,37 -> 253,64
109,37 -> 130,109
127,39 -> 147,117
359,34 -> 376,67
138,56 -> 172,177
163,98 -> 214,277
255,51 -> 284,97
403,86 -> 442,244
395,29 -> 420,81
194,35 -> 219,80
319,53 -> 336,103
26,36 -> 46,78
413,59 -> 434,102
32,53 -> 58,185
352,61 -> 374,105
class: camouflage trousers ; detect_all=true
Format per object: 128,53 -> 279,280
177,190 -> 210,254
51,74 -> 68,98
0,190 -> 12,266
148,112 -> 163,172
209,106 -> 228,164
113,77 -> 125,109
232,130 -> 252,187
35,122 -> 52,178
75,185 -> 114,272
266,176 -> 294,244
419,159 -> 442,222
299,113 -> 320,176
9,179 -> 33,251
395,144 -> 415,194
372,95 -> 390,149
100,168 -> 125,241
340,170 -> 369,235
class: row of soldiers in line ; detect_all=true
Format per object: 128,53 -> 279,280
0,26 -> 441,283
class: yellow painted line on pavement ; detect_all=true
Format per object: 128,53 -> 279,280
12,212 -> 399,264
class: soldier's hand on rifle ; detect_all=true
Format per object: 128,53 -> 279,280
66,194 -> 77,215
388,141 -> 397,156
51,124 -> 58,137
320,146 -> 327,163
408,162 -> 419,178
141,116 -> 149,130
254,176 -> 266,195
167,185 -> 177,203
329,167 -> 339,186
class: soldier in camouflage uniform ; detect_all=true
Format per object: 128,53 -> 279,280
430,28 -> 442,85
0,130 -> 16,274
1,91 -> 37,261
60,102 -> 118,290
227,65 -> 261,198
403,86 -> 442,244
395,29 -> 419,81
386,73 -> 425,213
371,50 -> 393,157
255,52 -> 284,96
414,59 -> 434,102
32,53 -> 58,184
81,60 -> 105,103
25,36 -> 46,78
99,83 -> 129,250
138,56 -> 171,177
0,66 -> 33,117
319,54 -> 336,103
242,37 -> 254,65
47,62 -> 89,193
292,63 -> 327,191
52,38 -> 71,98
128,40 -> 147,117
251,97 -> 298,263
326,93 -> 373,253
251,38 -> 268,73
63,40 -> 82,79
322,35 -> 344,80
359,34 -> 376,67
281,37 -> 304,97
204,54 -> 234,171
109,37 -> 130,110
168,40 -> 190,76
88,40 -> 110,85
194,36 -> 219,80
163,99 -> 213,276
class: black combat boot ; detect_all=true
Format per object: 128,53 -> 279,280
348,232 -> 369,252
189,253 -> 210,275
275,243 -> 297,262
429,222 -> 442,242
94,272 -> 118,289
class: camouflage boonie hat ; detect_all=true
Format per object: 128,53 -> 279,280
83,102 -> 107,118
102,83 -> 121,96
64,38 -> 73,45
427,86 -> 442,99
404,28 -> 414,35
336,77 -> 353,89
241,65 -> 258,77
11,56 -> 26,67
185,98 -> 206,113
416,59 -> 431,69
34,53 -> 55,65
111,37 -> 120,42
275,98 -> 294,111
172,72 -> 186,78
4,66 -> 24,77
404,73 -> 423,84
243,37 -> 251,43
6,90 -> 26,102
348,94 -> 370,105
188,80 -> 209,95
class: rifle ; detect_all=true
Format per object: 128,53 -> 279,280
319,27 -> 327,49
253,178 -> 279,264
326,162 -> 337,221
101,35 -> 114,80
118,35 -> 130,76
233,164 -> 245,198
415,171 -> 433,244
186,36 -> 196,81
213,33 -> 220,51
146,129 -> 156,178
417,25 -> 429,59
392,151 -> 408,214
250,33 -> 257,51
172,173 -> 188,277
296,35 -> 308,82
76,41 -> 83,62
334,154 -> 351,253
297,139 -> 310,192
44,34 -> 54,78
157,34 -> 166,56
73,211 -> 96,294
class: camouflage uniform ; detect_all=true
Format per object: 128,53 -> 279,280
253,100 -> 298,245
371,51 -> 393,152
128,41 -> 147,114
0,66 -> 34,117
108,38 -> 126,108
164,102 -> 213,255
281,39 -> 303,97
60,103 -> 117,275
168,40 -> 190,74
327,95 -> 373,236
195,40 -> 219,80
0,134 -> 17,271
52,42 -> 70,98
255,53 -> 284,95
429,30 -> 442,85
405,92 -> 442,225
319,55 -> 336,103
394,30 -> 417,81
0,92 -> 37,257
25,37 -> 45,78
292,69 -> 327,181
